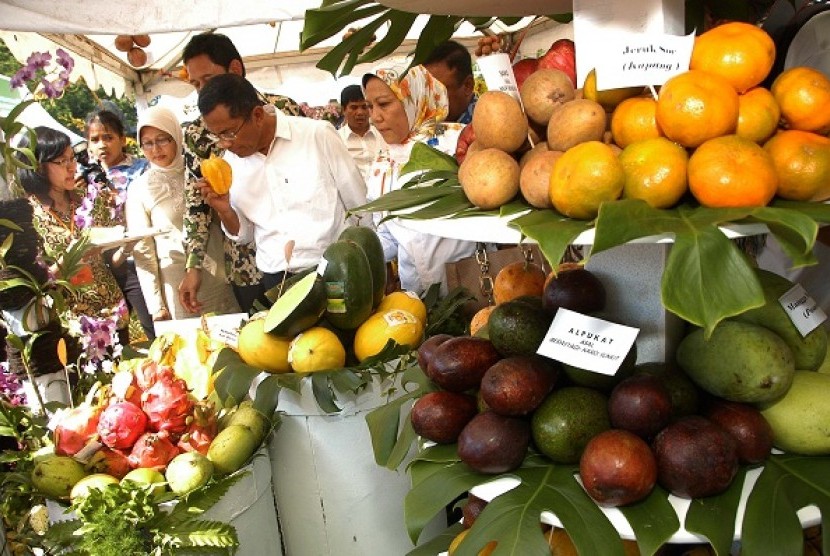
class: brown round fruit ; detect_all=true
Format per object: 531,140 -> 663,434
131,34 -> 151,47
427,336 -> 502,392
652,415 -> 739,499
704,399 -> 773,464
114,35 -> 134,52
479,355 -> 557,416
127,47 -> 147,68
459,148 -> 520,210
520,68 -> 576,127
410,391 -> 478,444
547,99 -> 607,152
608,374 -> 673,440
580,429 -> 657,507
493,261 -> 546,304
519,150 -> 562,209
417,333 -> 454,377
542,263 -> 606,316
458,411 -> 531,474
472,91 -> 529,153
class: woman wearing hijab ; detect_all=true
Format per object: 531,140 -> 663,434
127,106 -> 239,321
362,62 -> 476,295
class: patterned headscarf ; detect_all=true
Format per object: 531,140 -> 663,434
363,62 -> 449,143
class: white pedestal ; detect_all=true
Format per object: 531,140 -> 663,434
269,374 -> 439,556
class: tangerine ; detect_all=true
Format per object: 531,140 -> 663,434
549,141 -> 625,220
736,87 -> 781,144
687,135 -> 778,208
610,96 -> 663,149
619,137 -> 689,209
764,130 -> 830,202
656,70 -> 739,148
690,21 -> 775,93
771,66 -> 830,134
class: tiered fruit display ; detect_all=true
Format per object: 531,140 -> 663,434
235,225 -> 426,374
390,259 -> 830,554
30,330 -> 273,503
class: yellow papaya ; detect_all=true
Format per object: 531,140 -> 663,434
201,154 -> 232,194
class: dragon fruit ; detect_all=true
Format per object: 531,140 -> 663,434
127,431 -> 181,470
98,402 -> 148,450
110,369 -> 142,406
141,370 -> 194,436
133,359 -> 169,391
177,401 -> 218,455
84,447 -> 132,479
54,404 -> 103,456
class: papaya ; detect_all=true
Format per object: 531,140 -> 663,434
339,225 -> 386,308
263,270 -> 326,337
322,240 -> 374,330
264,267 -> 315,304
676,321 -> 795,403
731,268 -> 827,370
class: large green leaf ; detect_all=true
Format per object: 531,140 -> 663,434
684,467 -> 748,555
402,142 -> 459,174
510,209 -> 592,267
617,485 -> 680,555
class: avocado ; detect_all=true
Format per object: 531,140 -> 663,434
488,299 -> 553,357
410,391 -> 478,444
457,411 -> 530,474
427,336 -> 501,392
634,361 -> 700,418
479,355 -> 558,416
531,386 -> 610,464
541,263 -> 606,317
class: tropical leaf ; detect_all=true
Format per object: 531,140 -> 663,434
402,142 -> 459,174
407,521 -> 464,556
684,467 -> 748,555
164,472 -> 247,525
510,209 -> 592,267
157,520 -> 238,548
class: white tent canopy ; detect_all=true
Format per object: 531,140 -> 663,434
0,0 -> 566,106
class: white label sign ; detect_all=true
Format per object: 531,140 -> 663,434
537,308 -> 640,375
778,284 -> 827,337
595,31 -> 695,89
476,53 -> 521,103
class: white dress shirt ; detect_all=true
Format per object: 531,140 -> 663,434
223,113 -> 367,273
337,124 -> 386,183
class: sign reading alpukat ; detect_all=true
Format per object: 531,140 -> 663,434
537,308 -> 639,375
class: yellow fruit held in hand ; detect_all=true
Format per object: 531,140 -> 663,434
764,129 -> 830,202
237,318 -> 291,373
288,326 -> 346,372
201,154 -> 232,194
377,291 -> 428,324
619,137 -> 688,209
354,309 -> 424,362
549,141 -> 625,220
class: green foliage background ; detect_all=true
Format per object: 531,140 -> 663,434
0,39 -> 138,138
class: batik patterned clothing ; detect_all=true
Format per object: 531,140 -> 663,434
29,197 -> 126,327
181,92 -> 302,286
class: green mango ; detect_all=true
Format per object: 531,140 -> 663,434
731,268 -> 828,370
758,370 -> 830,455
207,424 -> 259,476
676,321 -> 795,403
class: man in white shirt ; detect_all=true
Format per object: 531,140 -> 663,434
337,85 -> 385,182
195,73 -> 367,295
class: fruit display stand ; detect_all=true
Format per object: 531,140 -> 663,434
268,369 -> 444,556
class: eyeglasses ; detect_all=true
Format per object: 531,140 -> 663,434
49,158 -> 76,169
207,113 -> 251,144
140,136 -> 174,151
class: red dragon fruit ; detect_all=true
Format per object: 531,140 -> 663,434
177,401 -> 218,455
98,401 -> 148,450
85,447 -> 132,479
54,404 -> 103,456
128,431 -> 181,470
134,359 -> 169,391
141,370 -> 194,436
110,369 -> 142,406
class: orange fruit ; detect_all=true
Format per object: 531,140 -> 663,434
656,70 -> 739,148
687,135 -> 778,207
771,66 -> 830,134
549,141 -> 625,220
470,305 -> 496,336
493,261 -> 546,304
619,137 -> 689,209
690,21 -> 775,93
447,528 -> 497,556
736,87 -> 781,144
610,96 -> 663,148
764,130 -> 830,202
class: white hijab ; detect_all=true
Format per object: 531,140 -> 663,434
136,106 -> 184,202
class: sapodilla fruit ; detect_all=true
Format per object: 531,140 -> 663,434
472,91 -> 528,153
520,68 -> 576,127
547,99 -> 607,152
459,148 -> 520,210
519,150 -> 562,209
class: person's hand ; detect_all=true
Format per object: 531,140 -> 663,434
196,179 -> 232,213
455,124 -> 476,164
179,268 -> 203,314
152,307 -> 171,321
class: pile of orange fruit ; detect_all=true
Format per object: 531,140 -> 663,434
556,21 -> 830,218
